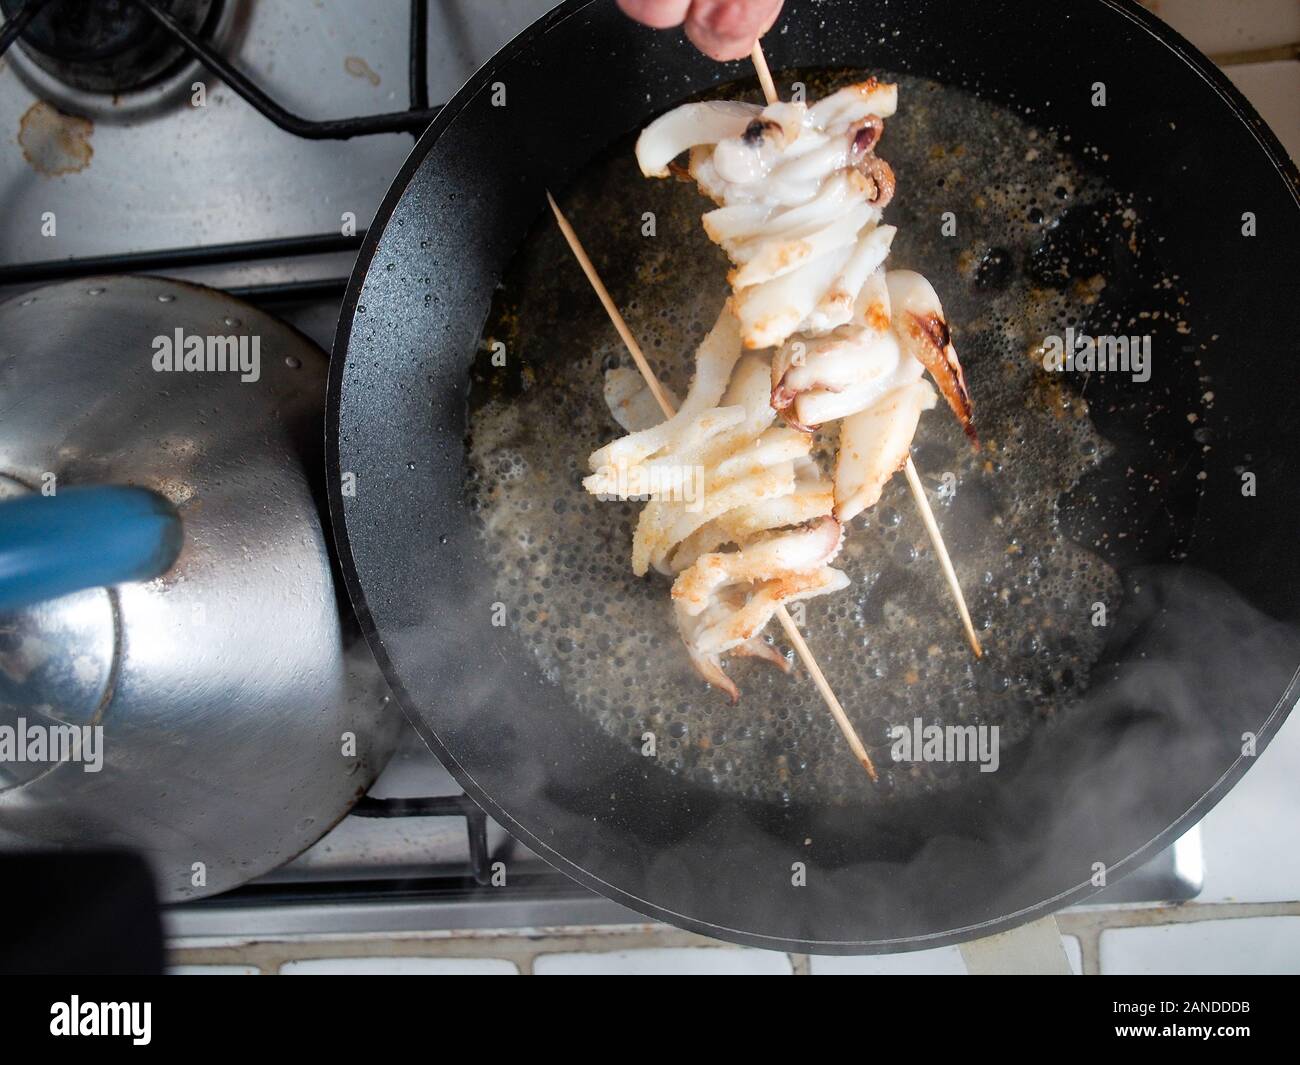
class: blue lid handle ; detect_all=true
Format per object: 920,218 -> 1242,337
0,486 -> 183,613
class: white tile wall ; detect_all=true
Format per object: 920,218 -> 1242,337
1226,60 -> 1300,159
1196,708 -> 1300,904
805,935 -> 1082,975
1100,916 -> 1300,975
532,947 -> 792,975
809,946 -> 967,975
1139,0 -> 1300,53
279,957 -> 519,975
1063,935 -> 1084,976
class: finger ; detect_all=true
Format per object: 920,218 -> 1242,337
617,0 -> 694,29
684,0 -> 785,62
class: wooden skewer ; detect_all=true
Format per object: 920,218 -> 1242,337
750,41 -> 983,660
547,192 -> 878,781
749,41 -> 778,109
903,459 -> 982,657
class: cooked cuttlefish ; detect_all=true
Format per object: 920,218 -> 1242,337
586,305 -> 847,701
636,79 -> 976,523
582,79 -> 979,701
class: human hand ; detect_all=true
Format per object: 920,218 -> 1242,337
617,0 -> 785,62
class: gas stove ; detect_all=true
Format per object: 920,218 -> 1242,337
0,0 -> 1205,950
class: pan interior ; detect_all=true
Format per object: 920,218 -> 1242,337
466,69 -> 1203,805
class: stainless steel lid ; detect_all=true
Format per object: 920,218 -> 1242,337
0,276 -> 401,900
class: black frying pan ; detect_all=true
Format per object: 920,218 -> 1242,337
327,0 -> 1300,952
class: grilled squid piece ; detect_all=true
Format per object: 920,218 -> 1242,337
603,366 -> 678,433
769,268 -> 924,430
585,310 -> 745,491
885,270 -> 976,443
635,79 -> 976,462
835,381 -> 938,522
637,80 -> 903,351
670,471 -> 834,571
691,567 -> 851,658
591,81 -> 979,699
628,352 -> 802,576
672,514 -> 844,614
674,591 -> 790,705
586,307 -> 848,701
748,228 -> 973,518
636,101 -> 763,179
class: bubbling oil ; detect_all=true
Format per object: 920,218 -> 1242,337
466,71 -> 1133,805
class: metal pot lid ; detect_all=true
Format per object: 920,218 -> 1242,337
0,276 -> 401,901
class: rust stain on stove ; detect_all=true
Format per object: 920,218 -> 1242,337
17,101 -> 93,176
344,56 -> 381,87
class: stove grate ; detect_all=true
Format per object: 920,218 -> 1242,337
351,795 -> 493,888
0,0 -> 439,294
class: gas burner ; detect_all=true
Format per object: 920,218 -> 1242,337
1,0 -> 220,93
0,0 -> 240,122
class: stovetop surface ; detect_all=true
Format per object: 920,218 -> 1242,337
1,1 -> 560,297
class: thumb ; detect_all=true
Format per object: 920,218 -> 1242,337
684,0 -> 785,62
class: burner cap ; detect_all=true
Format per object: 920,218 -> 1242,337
0,0 -> 220,94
